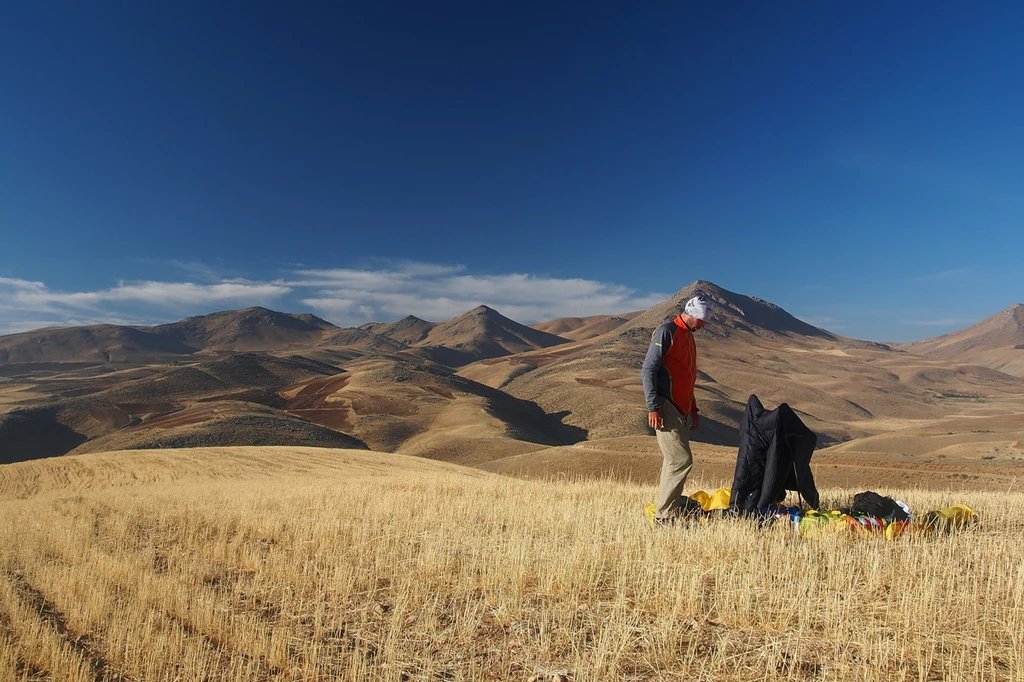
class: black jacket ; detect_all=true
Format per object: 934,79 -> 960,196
730,394 -> 820,512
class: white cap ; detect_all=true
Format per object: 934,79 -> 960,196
684,295 -> 710,321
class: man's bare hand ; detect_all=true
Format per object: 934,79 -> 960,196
689,411 -> 700,430
648,410 -> 663,430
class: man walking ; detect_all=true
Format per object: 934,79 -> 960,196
641,295 -> 711,523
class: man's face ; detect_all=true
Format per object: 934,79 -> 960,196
682,313 -> 705,331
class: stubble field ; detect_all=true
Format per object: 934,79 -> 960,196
0,446 -> 1021,682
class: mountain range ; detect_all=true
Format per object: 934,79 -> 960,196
2,281 -> 1022,489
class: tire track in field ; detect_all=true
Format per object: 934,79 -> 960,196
5,568 -> 119,682
145,596 -> 285,680
0,608 -> 47,680
68,532 -> 285,680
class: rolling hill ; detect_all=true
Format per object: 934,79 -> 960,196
361,315 -> 436,344
900,303 -> 1024,377
0,307 -> 337,365
485,281 -> 1024,447
2,281 -> 1023,486
530,312 -> 641,341
417,305 -> 571,362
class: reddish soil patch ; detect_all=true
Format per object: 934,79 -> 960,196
127,406 -> 216,430
114,403 -> 176,415
274,374 -> 361,430
287,408 -> 354,431
281,375 -> 351,410
87,408 -> 131,430
293,374 -> 350,399
420,385 -> 455,399
348,393 -> 418,416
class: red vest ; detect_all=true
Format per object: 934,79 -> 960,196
663,315 -> 698,414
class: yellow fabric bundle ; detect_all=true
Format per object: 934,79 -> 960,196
689,488 -> 731,511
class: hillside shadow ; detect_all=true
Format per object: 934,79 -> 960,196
692,417 -> 740,447
0,408 -> 88,464
644,416 -> 740,448
683,417 -> 837,450
545,410 -> 588,444
481,393 -> 589,446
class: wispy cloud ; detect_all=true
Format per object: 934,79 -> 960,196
164,260 -> 227,282
913,268 -> 972,282
906,317 -> 977,327
2,280 -> 290,309
0,277 -> 46,292
284,262 -> 467,289
0,261 -> 669,334
293,262 -> 667,324
0,277 -> 292,334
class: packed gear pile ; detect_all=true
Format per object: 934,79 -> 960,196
644,488 -> 978,537
648,395 -> 979,536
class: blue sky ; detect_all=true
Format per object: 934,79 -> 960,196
1,2 -> 1022,342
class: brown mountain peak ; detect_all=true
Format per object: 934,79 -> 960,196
372,315 -> 436,344
902,303 -> 1024,369
621,280 -> 835,341
466,305 -> 499,318
394,314 -> 432,326
419,305 -> 569,363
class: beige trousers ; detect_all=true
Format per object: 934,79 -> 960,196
655,400 -> 694,520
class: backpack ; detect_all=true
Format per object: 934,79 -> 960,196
851,491 -> 908,521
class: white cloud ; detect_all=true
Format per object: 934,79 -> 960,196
0,261 -> 666,334
0,278 -> 292,335
294,262 -> 667,325
105,281 -> 290,305
0,319 -> 65,335
286,261 -> 467,289
0,277 -> 46,292
7,280 -> 290,309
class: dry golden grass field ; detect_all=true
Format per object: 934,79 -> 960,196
1,446 -> 1021,682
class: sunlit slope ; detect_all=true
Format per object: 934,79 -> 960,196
494,282 -> 1024,447
901,303 -> 1024,377
0,307 -> 337,364
530,312 -> 641,341
0,446 -> 1021,681
0,445 -> 475,501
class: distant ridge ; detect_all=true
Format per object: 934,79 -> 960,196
0,307 -> 337,364
901,303 -> 1024,377
318,327 -> 408,352
0,304 -> 570,369
496,280 -> 902,444
154,307 -> 336,351
531,312 -> 641,341
3,283 -> 1023,477
360,315 -> 436,344
620,280 -> 840,342
419,305 -> 570,362
904,304 -> 1024,355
